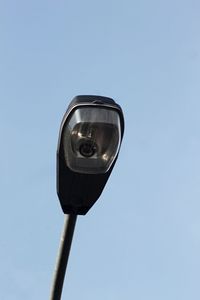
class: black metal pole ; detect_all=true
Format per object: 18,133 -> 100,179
50,214 -> 77,300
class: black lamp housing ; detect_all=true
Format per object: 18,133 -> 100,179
57,95 -> 124,215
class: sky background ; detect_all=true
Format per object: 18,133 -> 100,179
1,0 -> 200,299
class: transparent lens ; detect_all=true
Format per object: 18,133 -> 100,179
63,106 -> 121,174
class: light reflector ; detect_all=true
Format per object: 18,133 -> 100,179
63,106 -> 121,174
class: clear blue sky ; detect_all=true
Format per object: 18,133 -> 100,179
1,0 -> 200,299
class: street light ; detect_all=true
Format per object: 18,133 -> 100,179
50,95 -> 124,300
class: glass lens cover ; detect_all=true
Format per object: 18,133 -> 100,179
63,106 -> 121,174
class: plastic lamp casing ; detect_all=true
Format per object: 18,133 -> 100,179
57,95 -> 124,215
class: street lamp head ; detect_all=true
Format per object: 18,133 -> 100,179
57,95 -> 124,215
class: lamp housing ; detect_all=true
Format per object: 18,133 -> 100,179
57,95 -> 124,215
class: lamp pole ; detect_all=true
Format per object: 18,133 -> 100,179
49,95 -> 124,300
50,214 -> 77,300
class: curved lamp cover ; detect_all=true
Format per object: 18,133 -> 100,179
57,95 -> 124,215
63,106 -> 121,174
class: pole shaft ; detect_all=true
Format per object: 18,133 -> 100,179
50,214 -> 77,300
